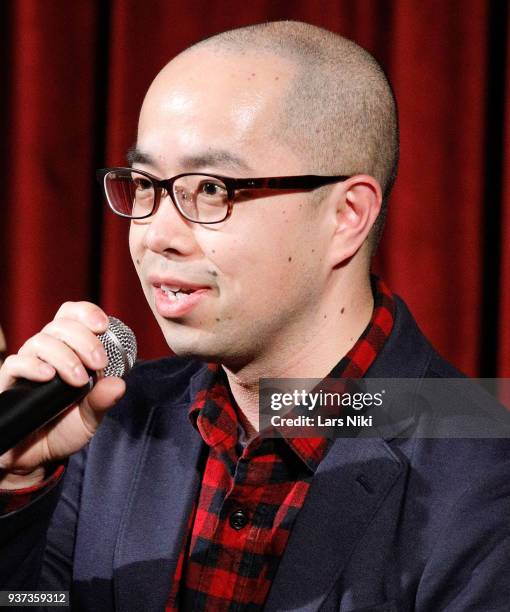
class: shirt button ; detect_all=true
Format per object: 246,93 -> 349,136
229,509 -> 249,530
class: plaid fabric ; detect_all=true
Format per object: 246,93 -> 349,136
166,276 -> 395,611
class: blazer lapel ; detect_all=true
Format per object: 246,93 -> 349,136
265,436 -> 405,611
264,297 -> 432,610
112,400 -> 205,612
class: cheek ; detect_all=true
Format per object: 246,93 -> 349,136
129,225 -> 143,267
209,219 -> 312,300
269,214 -> 327,294
198,228 -> 272,309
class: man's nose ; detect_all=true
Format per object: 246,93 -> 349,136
142,191 -> 197,255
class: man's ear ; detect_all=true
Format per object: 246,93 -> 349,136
328,175 -> 382,266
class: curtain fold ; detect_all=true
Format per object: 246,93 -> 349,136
1,0 -> 508,377
500,12 -> 510,378
1,1 -> 99,343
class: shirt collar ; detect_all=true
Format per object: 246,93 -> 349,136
189,275 -> 395,472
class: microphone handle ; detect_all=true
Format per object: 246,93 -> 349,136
0,374 -> 95,456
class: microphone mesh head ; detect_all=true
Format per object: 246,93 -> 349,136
97,316 -> 137,378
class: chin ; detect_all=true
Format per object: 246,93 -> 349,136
160,326 -> 221,362
163,330 -> 251,369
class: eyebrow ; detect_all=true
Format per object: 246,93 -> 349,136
126,147 -> 154,166
126,146 -> 253,173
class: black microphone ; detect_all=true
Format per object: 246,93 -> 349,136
0,316 -> 137,456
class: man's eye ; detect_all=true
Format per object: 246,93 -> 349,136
133,178 -> 152,191
200,182 -> 225,196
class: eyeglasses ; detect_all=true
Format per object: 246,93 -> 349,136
96,167 -> 351,224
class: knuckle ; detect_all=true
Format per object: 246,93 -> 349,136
42,318 -> 75,339
56,301 -> 106,329
55,301 -> 77,317
41,320 -> 59,335
26,332 -> 47,352
19,334 -> 40,355
78,301 -> 102,315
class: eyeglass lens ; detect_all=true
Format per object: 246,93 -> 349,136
104,170 -> 230,222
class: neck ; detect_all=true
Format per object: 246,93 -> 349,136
223,272 -> 375,437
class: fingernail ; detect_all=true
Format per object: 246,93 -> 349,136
92,314 -> 108,329
91,348 -> 105,366
73,365 -> 89,383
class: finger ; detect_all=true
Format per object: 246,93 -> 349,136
79,377 -> 126,432
0,354 -> 56,391
54,301 -> 109,334
18,332 -> 90,386
41,318 -> 107,371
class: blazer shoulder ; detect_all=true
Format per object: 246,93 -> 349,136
103,356 -> 206,430
424,348 -> 468,379
368,295 -> 464,379
128,355 -> 205,400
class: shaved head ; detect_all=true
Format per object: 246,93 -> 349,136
131,20 -> 394,367
185,20 -> 399,251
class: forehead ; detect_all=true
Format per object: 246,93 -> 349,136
137,48 -> 301,173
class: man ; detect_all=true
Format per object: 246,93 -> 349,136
0,21 -> 509,611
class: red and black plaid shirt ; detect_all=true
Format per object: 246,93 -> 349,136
0,277 -> 395,611
166,276 -> 395,611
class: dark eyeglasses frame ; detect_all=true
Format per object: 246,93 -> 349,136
96,166 -> 352,224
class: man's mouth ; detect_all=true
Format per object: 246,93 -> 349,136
160,284 -> 197,301
149,278 -> 213,318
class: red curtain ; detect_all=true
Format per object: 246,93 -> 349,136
1,0 -> 508,377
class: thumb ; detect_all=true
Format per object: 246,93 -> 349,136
80,377 -> 126,431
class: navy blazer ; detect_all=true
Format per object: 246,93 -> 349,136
1,296 -> 510,611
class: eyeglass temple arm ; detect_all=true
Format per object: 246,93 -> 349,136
229,175 -> 351,191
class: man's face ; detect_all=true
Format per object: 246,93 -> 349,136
129,49 -> 334,368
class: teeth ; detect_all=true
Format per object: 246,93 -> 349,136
161,284 -> 190,301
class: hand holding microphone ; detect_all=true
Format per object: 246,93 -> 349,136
0,302 -> 136,489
